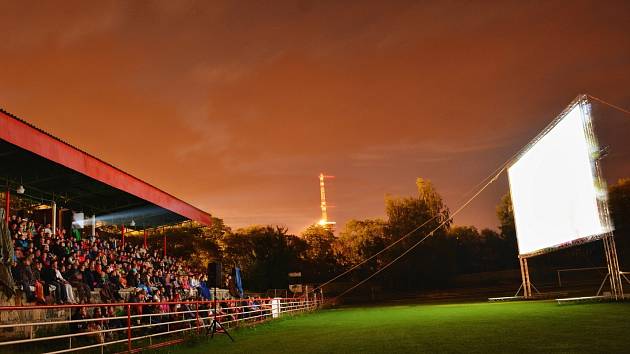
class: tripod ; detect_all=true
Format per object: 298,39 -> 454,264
207,287 -> 234,341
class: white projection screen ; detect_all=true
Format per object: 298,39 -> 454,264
508,99 -> 613,257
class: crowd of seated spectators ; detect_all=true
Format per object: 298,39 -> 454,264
8,214 -> 213,305
7,214 -> 276,344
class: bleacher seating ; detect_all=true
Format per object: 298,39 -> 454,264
6,214 -> 218,306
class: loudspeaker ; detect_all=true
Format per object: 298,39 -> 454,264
207,262 -> 222,287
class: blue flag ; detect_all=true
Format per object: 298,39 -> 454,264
234,267 -> 244,298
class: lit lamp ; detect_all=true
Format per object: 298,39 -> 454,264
16,185 -> 25,194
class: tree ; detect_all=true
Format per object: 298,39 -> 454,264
496,192 -> 516,242
497,192 -> 518,254
163,227 -> 220,269
301,224 -> 335,262
609,178 -> 630,232
385,178 -> 450,242
609,178 -> 630,267
480,228 -> 517,271
300,224 -> 337,281
448,226 -> 483,274
202,217 -> 232,241
336,219 -> 387,277
336,219 -> 387,266
448,225 -> 518,274
222,225 -> 304,292
382,178 -> 454,289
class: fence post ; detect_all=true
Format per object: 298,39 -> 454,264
126,304 -> 132,352
196,303 -> 200,334
149,314 -> 152,346
68,309 -> 72,350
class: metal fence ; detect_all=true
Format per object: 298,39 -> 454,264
0,296 -> 320,353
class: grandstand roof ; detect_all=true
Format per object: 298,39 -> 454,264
0,108 -> 212,227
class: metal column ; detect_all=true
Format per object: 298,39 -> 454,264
603,234 -> 623,299
519,256 -> 532,298
121,225 -> 126,249
57,207 -> 63,234
52,202 -> 57,235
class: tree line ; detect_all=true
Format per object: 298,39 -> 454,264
140,178 -> 630,293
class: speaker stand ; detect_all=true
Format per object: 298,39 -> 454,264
207,287 -> 234,342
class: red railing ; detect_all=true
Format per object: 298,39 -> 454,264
0,296 -> 320,353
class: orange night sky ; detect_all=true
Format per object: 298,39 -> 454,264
1,1 -> 629,233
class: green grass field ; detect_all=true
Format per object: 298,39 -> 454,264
157,301 -> 630,353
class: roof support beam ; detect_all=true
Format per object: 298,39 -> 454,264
0,110 -> 211,225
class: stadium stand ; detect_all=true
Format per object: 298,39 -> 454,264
7,214 -> 216,305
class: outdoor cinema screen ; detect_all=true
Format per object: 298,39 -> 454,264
507,100 -> 612,257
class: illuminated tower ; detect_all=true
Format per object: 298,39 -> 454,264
318,173 -> 336,231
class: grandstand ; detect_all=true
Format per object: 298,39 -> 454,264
0,108 -> 217,303
0,110 -> 319,353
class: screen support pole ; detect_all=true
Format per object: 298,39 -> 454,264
602,234 -> 623,300
519,256 -> 532,299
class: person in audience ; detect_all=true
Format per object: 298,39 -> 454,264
89,307 -> 105,344
31,260 -> 46,304
105,306 -> 122,331
128,289 -> 147,326
40,251 -> 51,267
40,261 -> 63,303
43,223 -> 52,236
70,307 -> 90,333
100,275 -> 122,303
138,273 -> 152,295
126,269 -> 139,288
70,271 -> 91,304
17,258 -> 36,302
52,261 -> 77,304
79,263 -> 95,290
16,233 -> 29,249
198,278 -> 211,300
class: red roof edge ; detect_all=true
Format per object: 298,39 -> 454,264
0,109 -> 212,226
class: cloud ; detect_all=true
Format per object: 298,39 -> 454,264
173,101 -> 234,159
58,4 -> 125,46
0,1 -> 126,49
349,137 -> 513,167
